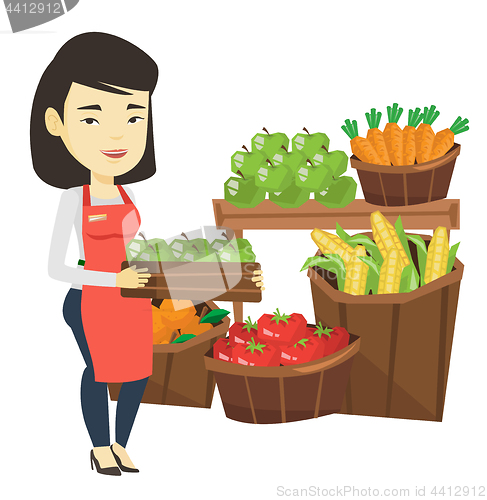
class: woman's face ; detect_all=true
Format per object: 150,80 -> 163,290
45,82 -> 150,179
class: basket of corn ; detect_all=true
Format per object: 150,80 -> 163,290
301,211 -> 463,422
342,104 -> 468,206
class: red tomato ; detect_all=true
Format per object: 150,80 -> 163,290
307,324 -> 350,355
324,327 -> 350,355
229,317 -> 258,346
213,338 -> 234,363
280,337 -> 325,366
257,309 -> 307,346
232,338 -> 281,367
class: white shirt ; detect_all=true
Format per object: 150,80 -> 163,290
48,185 -> 136,290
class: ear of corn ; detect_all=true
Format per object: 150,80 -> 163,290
378,248 -> 403,294
371,211 -> 410,268
311,228 -> 354,265
424,226 -> 449,284
343,245 -> 369,295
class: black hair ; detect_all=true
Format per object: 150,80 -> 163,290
31,32 -> 159,189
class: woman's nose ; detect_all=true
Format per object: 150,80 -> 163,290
110,135 -> 123,140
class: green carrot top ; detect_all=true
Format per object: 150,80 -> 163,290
449,116 -> 469,135
386,103 -> 404,124
422,105 -> 440,126
341,118 -> 360,140
365,108 -> 383,129
407,107 -> 424,128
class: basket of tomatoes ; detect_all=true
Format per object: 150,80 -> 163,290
342,104 -> 468,206
109,299 -> 230,408
204,310 -> 360,424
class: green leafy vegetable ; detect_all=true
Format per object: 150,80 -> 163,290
200,308 -> 230,324
171,333 -> 196,344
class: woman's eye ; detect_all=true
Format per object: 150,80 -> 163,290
128,116 -> 144,124
80,118 -> 100,125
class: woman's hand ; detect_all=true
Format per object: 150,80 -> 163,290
252,269 -> 265,291
116,265 -> 151,288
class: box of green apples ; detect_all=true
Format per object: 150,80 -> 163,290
224,127 -> 357,209
122,235 -> 262,302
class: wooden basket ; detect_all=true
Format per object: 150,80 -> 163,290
204,331 -> 360,424
108,300 -> 229,408
307,233 -> 464,421
350,144 -> 460,206
120,260 -> 262,302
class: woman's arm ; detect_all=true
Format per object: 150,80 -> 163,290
48,189 -> 117,287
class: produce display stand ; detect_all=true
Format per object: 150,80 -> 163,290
212,198 -> 460,323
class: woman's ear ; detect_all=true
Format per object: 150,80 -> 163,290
45,107 -> 64,137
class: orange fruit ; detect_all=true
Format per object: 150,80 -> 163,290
159,299 -> 196,329
181,315 -> 213,336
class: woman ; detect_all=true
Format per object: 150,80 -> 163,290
31,32 -> 159,475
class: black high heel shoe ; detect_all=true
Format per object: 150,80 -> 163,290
90,450 -> 121,476
110,444 -> 139,473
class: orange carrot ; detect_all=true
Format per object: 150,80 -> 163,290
402,107 -> 424,165
430,116 -> 469,160
383,103 -> 404,166
415,105 -> 440,163
341,119 -> 381,165
365,108 -> 390,165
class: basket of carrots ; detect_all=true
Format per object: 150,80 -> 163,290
342,104 -> 469,206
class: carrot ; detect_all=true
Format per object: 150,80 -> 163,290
383,103 -> 404,166
430,116 -> 469,160
415,105 -> 440,163
402,107 -> 424,165
341,119 -> 381,165
365,108 -> 390,165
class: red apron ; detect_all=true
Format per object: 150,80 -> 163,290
80,184 -> 152,383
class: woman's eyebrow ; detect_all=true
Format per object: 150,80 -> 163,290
77,104 -> 102,111
127,104 -> 146,110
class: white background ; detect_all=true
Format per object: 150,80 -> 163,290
1,0 -> 486,498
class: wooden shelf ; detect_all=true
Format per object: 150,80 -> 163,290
213,199 -> 460,233
212,198 -> 460,322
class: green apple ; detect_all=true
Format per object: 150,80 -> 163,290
210,238 -> 228,253
219,238 -> 256,262
169,239 -> 195,260
269,183 -> 310,208
255,159 -> 293,191
311,149 -> 348,177
251,128 -> 290,158
224,175 -> 266,208
292,128 -> 330,158
315,176 -> 357,208
272,146 -> 306,176
196,251 -> 220,262
231,145 -> 265,179
295,159 -> 333,192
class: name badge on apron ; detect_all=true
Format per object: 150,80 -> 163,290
88,214 -> 107,222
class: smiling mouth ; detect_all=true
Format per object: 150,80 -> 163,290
100,149 -> 128,159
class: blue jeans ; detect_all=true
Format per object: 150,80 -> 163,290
62,288 -> 148,448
